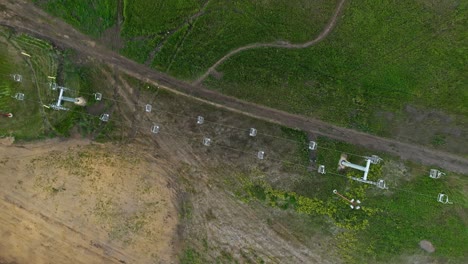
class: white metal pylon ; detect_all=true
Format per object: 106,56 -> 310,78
318,165 -> 326,174
145,104 -> 152,113
94,93 -> 102,101
249,128 -> 257,137
203,137 -> 212,146
13,93 -> 24,101
340,154 -> 386,190
437,193 -> 452,204
151,124 -> 160,134
12,74 -> 22,82
257,150 -> 265,160
308,141 -> 317,150
100,113 -> 110,122
429,169 -> 445,179
197,116 -> 204,125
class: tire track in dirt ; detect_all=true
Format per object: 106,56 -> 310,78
193,0 -> 347,85
0,194 -> 132,264
0,0 -> 467,174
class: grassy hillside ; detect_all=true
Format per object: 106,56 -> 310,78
203,0 -> 467,153
32,0 -> 117,37
0,30 -> 54,140
2,28 -> 467,263
0,28 -> 117,140
149,0 -> 337,77
30,0 -> 467,155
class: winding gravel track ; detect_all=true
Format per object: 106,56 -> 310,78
0,0 -> 467,174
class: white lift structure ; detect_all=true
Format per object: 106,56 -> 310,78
11,74 -> 22,82
145,104 -> 152,113
203,137 -> 212,146
257,150 -> 265,160
437,193 -> 452,204
339,154 -> 387,189
100,113 -> 110,122
49,83 -> 86,111
197,115 -> 204,125
249,128 -> 257,137
318,165 -> 326,174
429,169 -> 445,179
13,93 -> 24,101
151,124 -> 160,134
308,141 -> 317,150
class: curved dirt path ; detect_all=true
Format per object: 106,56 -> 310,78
193,0 -> 347,85
0,0 -> 467,174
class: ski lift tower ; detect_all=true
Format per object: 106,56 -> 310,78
49,83 -> 86,110
339,154 -> 387,189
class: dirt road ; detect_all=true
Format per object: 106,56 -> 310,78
194,0 -> 347,84
0,0 -> 467,174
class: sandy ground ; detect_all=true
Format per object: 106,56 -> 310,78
0,138 -> 178,264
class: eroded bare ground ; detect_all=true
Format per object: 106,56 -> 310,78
111,67 -> 338,263
0,139 -> 179,264
0,131 -> 336,264
0,60 -> 337,263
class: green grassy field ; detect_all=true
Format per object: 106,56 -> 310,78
32,0 -> 467,155
32,0 -> 337,71
0,28 -> 117,141
149,0 -> 337,78
120,0 -> 203,63
141,87 -> 466,263
202,0 -> 467,150
0,30 -> 54,140
228,129 -> 468,263
315,136 -> 467,262
32,0 -> 117,37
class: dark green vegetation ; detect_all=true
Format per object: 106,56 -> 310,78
32,0 -> 117,37
0,28 -> 116,141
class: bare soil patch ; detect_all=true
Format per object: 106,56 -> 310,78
0,139 -> 178,264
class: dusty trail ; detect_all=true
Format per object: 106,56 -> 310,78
0,0 -> 467,174
193,0 -> 347,85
